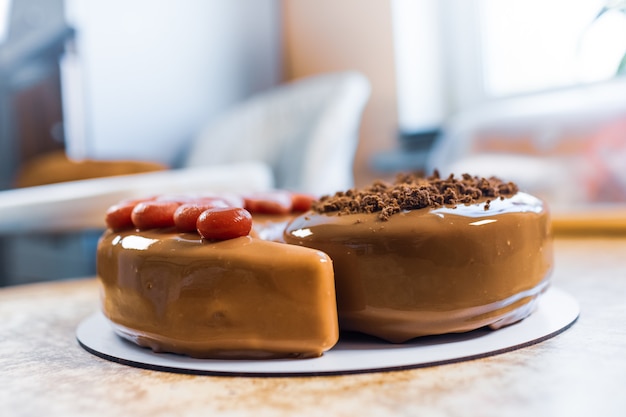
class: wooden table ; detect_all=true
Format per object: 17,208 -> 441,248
2,237 -> 626,417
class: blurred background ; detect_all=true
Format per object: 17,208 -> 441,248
1,0 -> 625,285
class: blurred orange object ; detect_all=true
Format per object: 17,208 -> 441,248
14,150 -> 167,188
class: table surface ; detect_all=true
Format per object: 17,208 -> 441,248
2,236 -> 626,417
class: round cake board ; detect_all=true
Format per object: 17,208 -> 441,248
77,287 -> 579,377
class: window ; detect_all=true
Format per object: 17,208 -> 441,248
479,0 -> 626,97
0,0 -> 11,44
392,0 -> 626,131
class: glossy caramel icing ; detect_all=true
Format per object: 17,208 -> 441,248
97,230 -> 338,359
284,192 -> 553,342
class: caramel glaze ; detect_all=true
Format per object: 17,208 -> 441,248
284,192 -> 553,343
97,230 -> 338,359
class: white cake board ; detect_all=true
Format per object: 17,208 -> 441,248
76,287 -> 578,377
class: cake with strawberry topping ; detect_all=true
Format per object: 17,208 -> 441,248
97,191 -> 339,359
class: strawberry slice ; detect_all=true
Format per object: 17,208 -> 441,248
243,191 -> 293,215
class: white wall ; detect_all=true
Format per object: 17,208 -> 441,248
64,0 -> 281,166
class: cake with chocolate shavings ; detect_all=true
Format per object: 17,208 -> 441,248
312,171 -> 519,220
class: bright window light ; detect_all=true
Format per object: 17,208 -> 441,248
392,0 -> 626,127
479,0 -> 626,97
0,0 -> 12,45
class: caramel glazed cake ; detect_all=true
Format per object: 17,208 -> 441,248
96,172 -> 553,359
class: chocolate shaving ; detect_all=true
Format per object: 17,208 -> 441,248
312,170 -> 519,221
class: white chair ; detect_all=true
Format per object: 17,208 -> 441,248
186,71 -> 371,196
0,71 -> 371,285
0,71 -> 371,235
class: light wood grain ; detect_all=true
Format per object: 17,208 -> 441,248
552,204 -> 626,235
